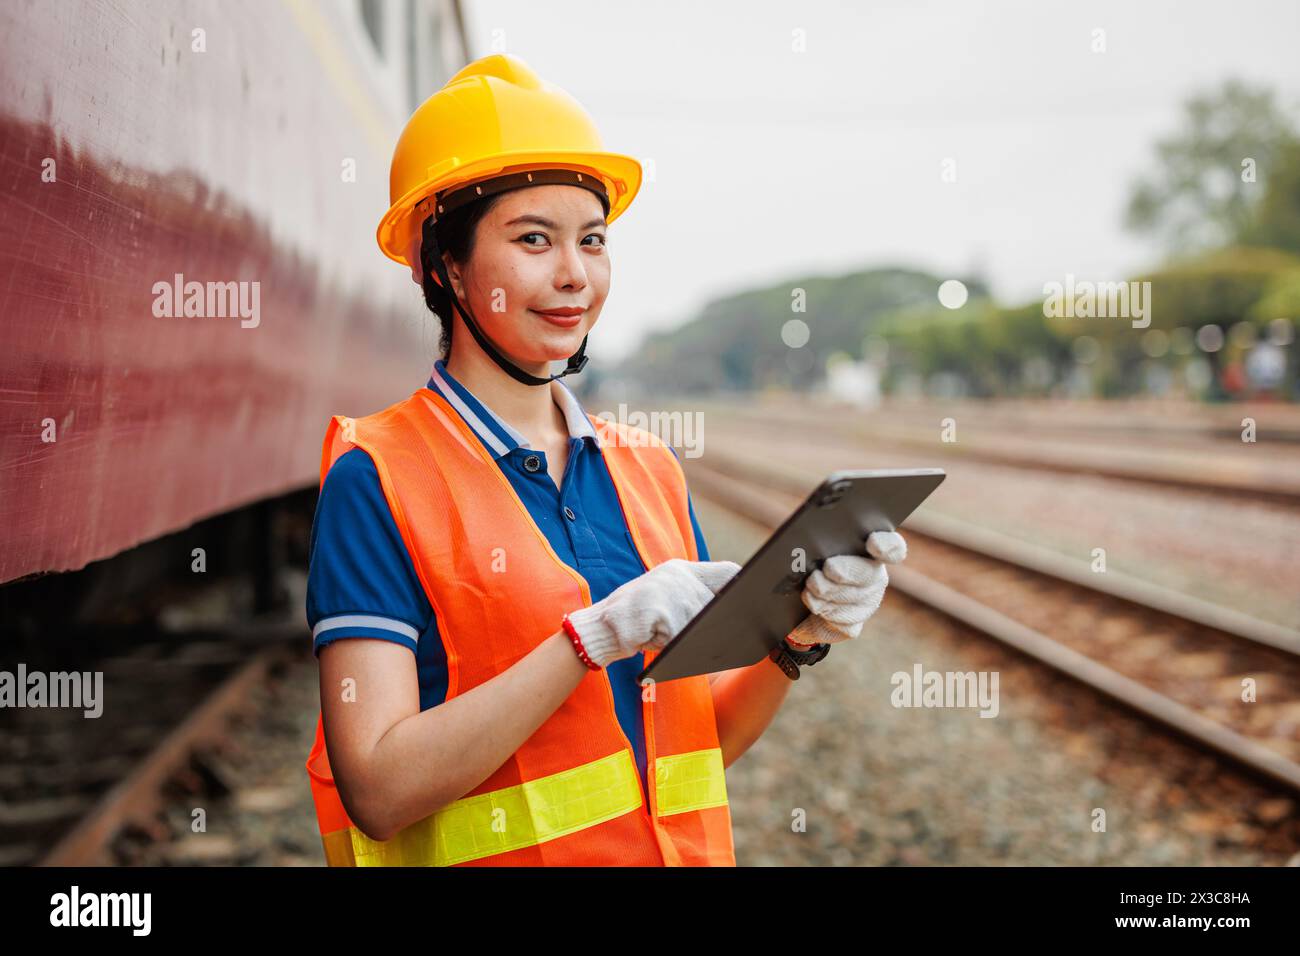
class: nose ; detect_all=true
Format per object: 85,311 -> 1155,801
553,240 -> 589,292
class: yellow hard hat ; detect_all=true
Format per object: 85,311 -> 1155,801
376,53 -> 643,272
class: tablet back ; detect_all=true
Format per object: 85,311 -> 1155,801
639,468 -> 946,683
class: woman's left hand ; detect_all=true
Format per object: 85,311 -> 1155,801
786,531 -> 908,647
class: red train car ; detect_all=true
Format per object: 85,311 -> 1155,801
0,0 -> 470,585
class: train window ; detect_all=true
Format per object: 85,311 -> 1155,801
406,0 -> 418,112
360,0 -> 384,57
407,0 -> 448,114
426,3 -> 446,86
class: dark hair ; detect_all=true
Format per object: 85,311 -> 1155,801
418,195 -> 503,359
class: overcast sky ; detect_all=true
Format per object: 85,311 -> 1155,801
459,0 -> 1300,360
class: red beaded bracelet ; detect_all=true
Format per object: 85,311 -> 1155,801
562,613 -> 601,670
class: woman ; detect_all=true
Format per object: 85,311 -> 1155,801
304,53 -> 907,867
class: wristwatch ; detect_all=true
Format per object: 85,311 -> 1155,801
768,638 -> 831,680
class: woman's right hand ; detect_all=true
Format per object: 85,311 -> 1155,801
563,558 -> 741,668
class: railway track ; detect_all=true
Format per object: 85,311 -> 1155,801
683,449 -> 1300,797
686,404 -> 1300,504
746,398 -> 1300,445
0,606 -> 305,867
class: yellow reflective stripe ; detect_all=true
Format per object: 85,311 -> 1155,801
320,749 -> 645,867
654,747 -> 728,817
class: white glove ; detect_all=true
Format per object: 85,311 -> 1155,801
787,531 -> 907,647
564,559 -> 741,668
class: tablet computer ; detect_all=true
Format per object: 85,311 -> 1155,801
637,468 -> 946,684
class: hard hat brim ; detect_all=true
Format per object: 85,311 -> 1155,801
376,150 -> 643,269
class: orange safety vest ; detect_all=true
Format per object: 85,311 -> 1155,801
305,387 -> 736,866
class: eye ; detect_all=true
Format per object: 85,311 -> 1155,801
516,232 -> 606,249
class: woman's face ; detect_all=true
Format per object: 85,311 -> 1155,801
442,184 -> 611,372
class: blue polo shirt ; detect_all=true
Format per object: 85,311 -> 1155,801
306,358 -> 711,804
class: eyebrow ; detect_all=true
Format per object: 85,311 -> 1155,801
503,214 -> 607,231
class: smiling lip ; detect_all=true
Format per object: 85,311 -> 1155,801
531,308 -> 584,328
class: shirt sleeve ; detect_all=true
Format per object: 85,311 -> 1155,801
667,444 -> 711,561
306,447 -> 434,657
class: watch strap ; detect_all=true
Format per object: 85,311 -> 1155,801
768,640 -> 830,680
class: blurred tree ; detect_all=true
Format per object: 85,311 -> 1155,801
1125,79 -> 1298,255
611,267 -> 948,394
1129,246 -> 1300,332
1248,267 -> 1300,322
1240,138 -> 1300,254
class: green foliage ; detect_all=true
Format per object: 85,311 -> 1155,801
613,267 -> 978,393
1134,245 -> 1300,330
1124,79 -> 1299,256
1240,139 -> 1300,254
1248,267 -> 1300,322
878,298 -> 1074,397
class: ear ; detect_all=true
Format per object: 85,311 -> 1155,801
442,251 -> 465,299
407,234 -> 424,286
